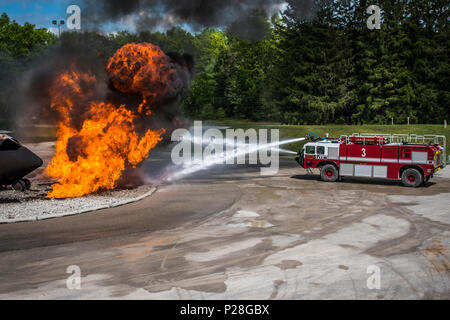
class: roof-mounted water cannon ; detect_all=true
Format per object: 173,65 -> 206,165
306,132 -> 340,142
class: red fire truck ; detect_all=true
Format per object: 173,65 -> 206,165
296,133 -> 446,187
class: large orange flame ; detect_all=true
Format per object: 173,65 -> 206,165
45,43 -> 172,199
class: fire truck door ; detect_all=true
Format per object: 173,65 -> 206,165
381,145 -> 400,179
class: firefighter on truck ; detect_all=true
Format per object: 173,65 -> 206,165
296,133 -> 446,187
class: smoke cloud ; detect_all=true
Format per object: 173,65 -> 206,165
81,0 -> 318,40
13,33 -> 193,136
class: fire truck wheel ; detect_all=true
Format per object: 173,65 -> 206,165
401,168 -> 423,188
320,164 -> 339,182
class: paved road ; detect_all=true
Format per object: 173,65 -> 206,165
0,152 -> 449,299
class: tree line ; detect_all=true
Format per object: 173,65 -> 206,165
0,0 -> 448,125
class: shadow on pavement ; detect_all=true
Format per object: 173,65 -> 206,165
291,174 -> 437,188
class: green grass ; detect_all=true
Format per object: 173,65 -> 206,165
209,120 -> 450,153
8,118 -> 450,158
13,125 -> 57,143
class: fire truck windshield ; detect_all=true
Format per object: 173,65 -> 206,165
306,146 -> 315,154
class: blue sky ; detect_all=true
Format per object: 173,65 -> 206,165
0,0 -> 75,30
0,0 -> 179,34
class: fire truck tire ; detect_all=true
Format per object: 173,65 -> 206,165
320,164 -> 339,182
401,168 -> 423,188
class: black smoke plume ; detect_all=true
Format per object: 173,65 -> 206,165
81,0 -> 318,41
14,32 -> 193,136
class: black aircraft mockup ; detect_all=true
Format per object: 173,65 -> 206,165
0,131 -> 43,191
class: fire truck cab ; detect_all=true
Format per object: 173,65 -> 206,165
296,133 -> 446,187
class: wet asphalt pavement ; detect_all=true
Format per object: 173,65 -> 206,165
0,149 -> 449,299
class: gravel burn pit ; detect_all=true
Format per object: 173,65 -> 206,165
0,141 -> 156,223
0,184 -> 156,223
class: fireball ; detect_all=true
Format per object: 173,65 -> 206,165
45,43 -> 182,198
